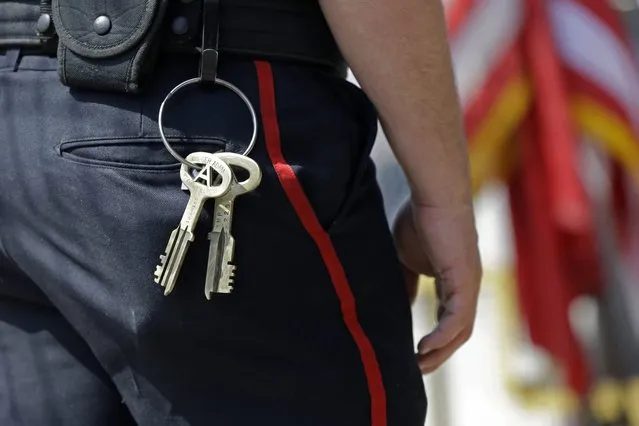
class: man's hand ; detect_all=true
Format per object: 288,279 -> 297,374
393,200 -> 482,375
319,0 -> 480,373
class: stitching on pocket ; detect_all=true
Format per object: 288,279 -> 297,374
55,136 -> 228,172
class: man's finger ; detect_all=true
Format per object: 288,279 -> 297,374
416,312 -> 465,355
417,328 -> 471,374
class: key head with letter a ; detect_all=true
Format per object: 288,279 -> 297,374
153,152 -> 233,295
179,152 -> 233,200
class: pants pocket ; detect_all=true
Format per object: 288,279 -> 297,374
56,136 -> 227,171
322,77 -> 380,234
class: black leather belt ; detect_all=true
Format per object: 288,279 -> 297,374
0,0 -> 347,91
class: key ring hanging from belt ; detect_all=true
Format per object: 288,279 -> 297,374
158,0 -> 258,171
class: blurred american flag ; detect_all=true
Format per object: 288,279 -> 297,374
442,0 -> 639,397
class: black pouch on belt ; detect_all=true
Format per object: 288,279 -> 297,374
51,0 -> 169,93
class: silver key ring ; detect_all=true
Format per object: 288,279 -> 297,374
158,77 -> 258,170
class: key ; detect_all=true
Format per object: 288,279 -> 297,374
154,152 -> 233,295
204,152 -> 262,298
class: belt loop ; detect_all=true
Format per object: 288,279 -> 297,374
199,0 -> 220,84
37,0 -> 57,55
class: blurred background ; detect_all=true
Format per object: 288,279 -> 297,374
355,0 -> 639,425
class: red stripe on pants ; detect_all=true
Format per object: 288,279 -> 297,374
254,60 -> 387,426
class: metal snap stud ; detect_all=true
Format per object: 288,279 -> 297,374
36,13 -> 52,34
93,15 -> 111,36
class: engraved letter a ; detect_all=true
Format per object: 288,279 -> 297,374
194,164 -> 215,187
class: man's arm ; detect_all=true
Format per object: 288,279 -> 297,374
319,0 -> 482,374
318,0 -> 471,207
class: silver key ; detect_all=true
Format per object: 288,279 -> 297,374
205,152 -> 262,298
154,152 -> 233,295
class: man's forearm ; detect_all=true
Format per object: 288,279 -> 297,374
319,0 -> 472,207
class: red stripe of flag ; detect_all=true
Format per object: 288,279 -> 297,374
446,0 -> 478,38
524,0 -> 590,232
575,0 -> 632,50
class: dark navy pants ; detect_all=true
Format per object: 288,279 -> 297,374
0,50 -> 426,426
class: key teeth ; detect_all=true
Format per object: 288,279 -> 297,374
154,254 -> 168,283
227,264 -> 235,292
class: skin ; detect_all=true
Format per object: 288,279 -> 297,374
319,0 -> 482,374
